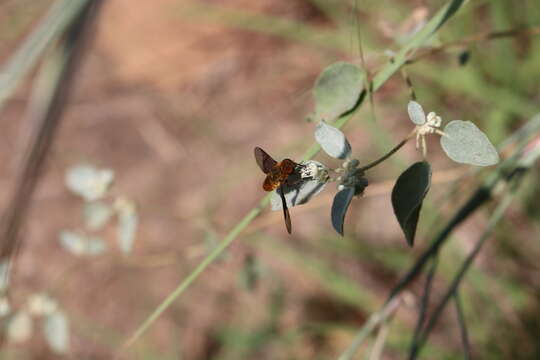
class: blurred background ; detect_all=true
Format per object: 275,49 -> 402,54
0,0 -> 539,359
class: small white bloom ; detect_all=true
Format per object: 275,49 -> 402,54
407,101 -> 445,157
299,160 -> 329,183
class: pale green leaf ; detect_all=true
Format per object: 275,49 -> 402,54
408,100 -> 426,125
315,121 -> 352,159
313,62 -> 364,121
440,120 -> 499,166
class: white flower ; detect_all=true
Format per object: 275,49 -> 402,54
407,101 -> 445,157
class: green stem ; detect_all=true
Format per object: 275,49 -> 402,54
338,296 -> 403,360
119,199 -> 269,351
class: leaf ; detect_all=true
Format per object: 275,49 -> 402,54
43,311 -> 70,354
313,62 -> 364,121
65,165 -> 114,201
331,187 -> 355,236
315,121 -> 352,159
407,100 -> 426,125
440,120 -> 499,166
391,162 -> 431,246
271,179 -> 327,210
115,198 -> 138,254
7,311 -> 32,343
83,201 -> 113,231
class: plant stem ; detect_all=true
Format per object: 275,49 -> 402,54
359,130 -> 415,172
338,295 -> 403,360
118,202 -> 268,353
454,291 -> 472,360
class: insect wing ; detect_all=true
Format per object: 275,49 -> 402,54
278,185 -> 292,234
254,147 -> 277,174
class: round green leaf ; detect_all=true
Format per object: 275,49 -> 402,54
331,187 -> 355,236
440,120 -> 499,166
313,62 -> 364,121
314,121 -> 352,159
391,162 -> 431,247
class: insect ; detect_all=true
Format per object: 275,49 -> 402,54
254,147 -> 300,234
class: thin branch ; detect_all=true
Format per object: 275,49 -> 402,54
368,319 -> 391,360
338,295 -> 404,360
408,26 -> 540,64
409,256 -> 439,360
454,291 -> 472,360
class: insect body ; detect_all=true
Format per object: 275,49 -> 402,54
254,147 -> 300,234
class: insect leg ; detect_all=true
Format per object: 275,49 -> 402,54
279,185 -> 292,234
